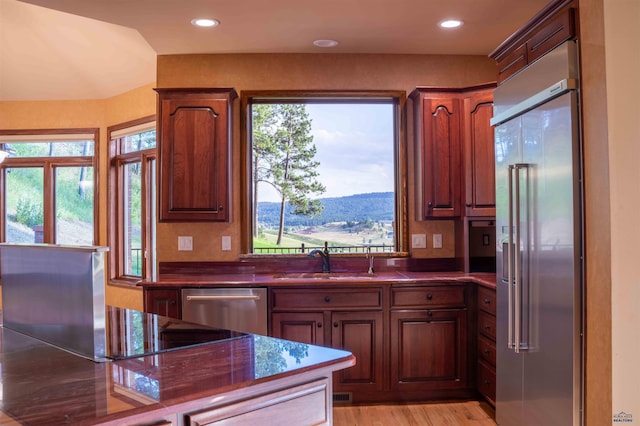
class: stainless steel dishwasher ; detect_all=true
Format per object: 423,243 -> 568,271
181,288 -> 268,335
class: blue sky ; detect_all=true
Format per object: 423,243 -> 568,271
257,103 -> 395,203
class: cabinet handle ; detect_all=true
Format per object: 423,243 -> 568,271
426,293 -> 433,300
324,296 -> 331,303
333,322 -> 339,328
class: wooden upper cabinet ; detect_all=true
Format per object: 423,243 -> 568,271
156,88 -> 237,222
462,86 -> 496,217
411,89 -> 462,219
490,0 -> 577,84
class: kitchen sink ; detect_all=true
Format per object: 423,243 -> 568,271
272,272 -> 376,280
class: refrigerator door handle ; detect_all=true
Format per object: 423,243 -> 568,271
514,163 -> 522,353
507,164 -> 515,350
514,163 -> 530,354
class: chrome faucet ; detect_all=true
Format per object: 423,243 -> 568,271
308,242 -> 330,273
366,246 -> 375,275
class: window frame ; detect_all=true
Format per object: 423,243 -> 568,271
240,90 -> 408,256
108,116 -> 157,286
0,128 -> 99,244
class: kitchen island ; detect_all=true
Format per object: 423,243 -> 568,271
0,307 -> 355,425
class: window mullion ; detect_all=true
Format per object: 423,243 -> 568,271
43,161 -> 56,243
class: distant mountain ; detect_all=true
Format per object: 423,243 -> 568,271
257,192 -> 394,227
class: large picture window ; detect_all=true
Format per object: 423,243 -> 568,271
0,130 -> 98,245
108,117 -> 157,284
243,91 -> 406,255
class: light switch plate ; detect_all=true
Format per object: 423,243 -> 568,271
433,234 -> 443,249
411,233 -> 427,249
178,236 -> 193,251
221,235 -> 231,251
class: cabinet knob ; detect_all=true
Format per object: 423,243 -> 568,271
427,310 -> 433,317
427,202 -> 433,208
466,203 -> 472,207
426,293 -> 433,300
484,298 -> 491,305
485,324 -> 492,330
317,323 -> 322,328
324,296 -> 331,303
218,205 -> 224,211
169,300 -> 176,305
483,348 -> 490,354
484,380 -> 492,386
333,322 -> 339,328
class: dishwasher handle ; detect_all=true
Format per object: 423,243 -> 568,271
185,295 -> 262,301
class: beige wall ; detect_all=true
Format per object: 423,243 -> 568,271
603,0 -> 640,423
0,83 -> 157,310
155,53 -> 497,262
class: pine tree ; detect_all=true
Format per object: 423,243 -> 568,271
252,103 -> 325,245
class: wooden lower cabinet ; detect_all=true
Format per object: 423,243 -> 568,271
476,285 -> 497,405
271,310 -> 383,395
144,288 -> 180,319
390,309 -> 468,392
271,312 -> 326,346
331,311 -> 384,394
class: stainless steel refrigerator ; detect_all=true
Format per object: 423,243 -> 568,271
491,40 -> 583,426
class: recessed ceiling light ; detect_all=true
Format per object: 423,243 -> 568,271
191,18 -> 220,28
313,39 -> 339,48
439,19 -> 463,29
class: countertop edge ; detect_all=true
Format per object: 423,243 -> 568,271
138,271 -> 496,289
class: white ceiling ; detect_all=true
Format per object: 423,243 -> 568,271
1,0 -> 549,101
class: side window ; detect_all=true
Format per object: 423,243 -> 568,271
0,130 -> 98,245
108,118 -> 157,284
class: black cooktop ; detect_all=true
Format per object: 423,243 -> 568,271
106,306 -> 248,360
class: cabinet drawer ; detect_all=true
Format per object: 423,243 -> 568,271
271,288 -> 382,310
477,333 -> 496,367
477,286 -> 496,316
391,286 -> 465,308
187,379 -> 329,425
478,310 -> 496,341
477,360 -> 496,404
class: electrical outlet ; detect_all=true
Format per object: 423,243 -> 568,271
221,235 -> 231,251
411,234 -> 427,249
178,236 -> 193,251
433,234 -> 443,249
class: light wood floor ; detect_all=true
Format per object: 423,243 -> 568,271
333,401 -> 496,426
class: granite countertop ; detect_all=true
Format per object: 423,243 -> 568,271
139,271 -> 497,289
0,310 -> 354,425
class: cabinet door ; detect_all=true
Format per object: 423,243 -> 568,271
156,89 -> 236,222
390,309 -> 468,391
144,289 -> 180,319
416,93 -> 462,218
463,89 -> 495,217
331,311 -> 384,393
271,312 -> 325,346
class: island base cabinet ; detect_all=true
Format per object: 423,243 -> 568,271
186,378 -> 331,425
390,309 -> 468,392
